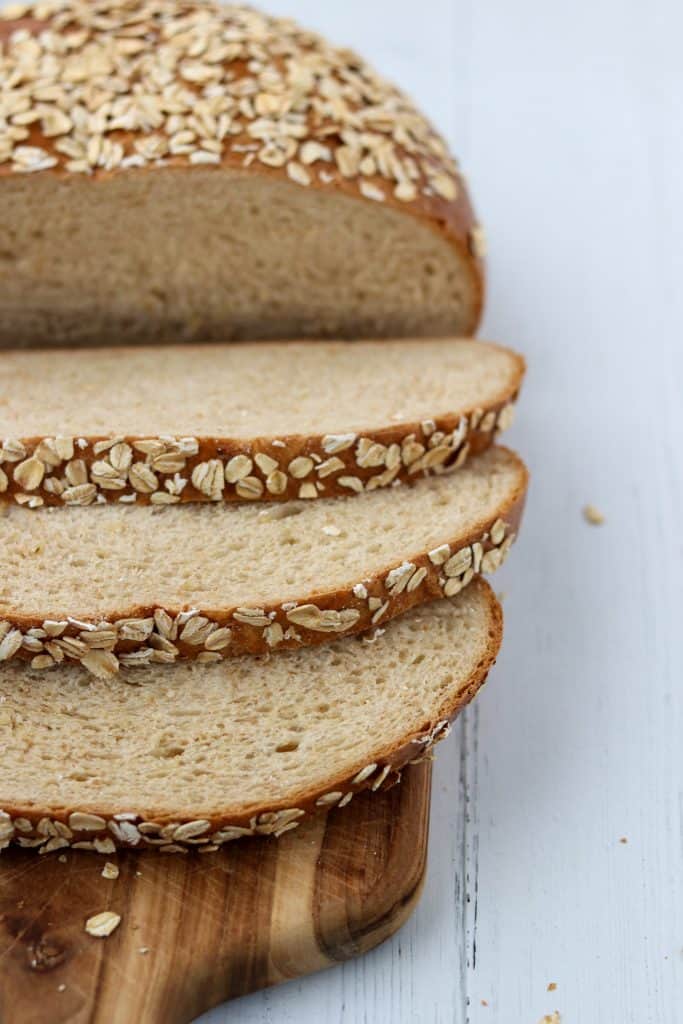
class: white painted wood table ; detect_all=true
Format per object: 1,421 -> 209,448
197,1 -> 683,1021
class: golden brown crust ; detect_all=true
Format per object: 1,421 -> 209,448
0,579 -> 502,854
0,2 -> 484,333
2,392 -> 522,508
1,452 -> 527,675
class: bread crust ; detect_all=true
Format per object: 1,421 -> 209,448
0,3 -> 484,334
0,579 -> 502,854
0,449 -> 527,673
1,348 -> 523,506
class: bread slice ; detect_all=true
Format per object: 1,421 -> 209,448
0,446 -> 527,674
0,578 -> 501,854
0,2 -> 483,348
0,339 -> 524,508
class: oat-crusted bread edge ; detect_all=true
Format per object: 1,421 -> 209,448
0,3 -> 481,244
1,339 -> 525,508
1,447 -> 528,676
0,2 -> 484,345
0,578 -> 502,855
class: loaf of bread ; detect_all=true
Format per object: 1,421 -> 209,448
0,446 -> 527,673
0,578 -> 500,854
0,0 -> 484,347
1,338 -> 523,506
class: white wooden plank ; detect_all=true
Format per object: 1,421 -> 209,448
465,0 -> 683,1021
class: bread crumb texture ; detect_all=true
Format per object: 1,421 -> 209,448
0,340 -> 522,506
0,448 -> 524,674
0,581 -> 501,852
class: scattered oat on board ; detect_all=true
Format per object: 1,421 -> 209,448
583,504 -> 605,525
85,910 -> 121,937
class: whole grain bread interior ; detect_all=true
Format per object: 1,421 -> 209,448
0,1 -> 484,347
0,339 -> 521,438
0,447 -> 527,671
0,338 -> 523,506
0,579 -> 502,852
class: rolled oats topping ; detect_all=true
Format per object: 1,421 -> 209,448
85,911 -> 121,937
0,580 -> 502,856
2,396 -> 517,507
0,0 -> 461,221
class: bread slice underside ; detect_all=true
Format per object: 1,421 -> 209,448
0,447 -> 527,674
0,339 -> 524,507
0,578 -> 501,855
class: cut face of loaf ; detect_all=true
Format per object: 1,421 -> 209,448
0,578 -> 502,854
0,339 -> 524,507
0,1 -> 483,347
0,446 -> 528,674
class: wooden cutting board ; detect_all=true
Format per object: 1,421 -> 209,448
0,762 -> 431,1024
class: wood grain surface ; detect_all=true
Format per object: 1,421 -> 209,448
0,764 -> 430,1024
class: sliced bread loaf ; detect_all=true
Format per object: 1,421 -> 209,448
0,447 -> 527,673
0,1 -> 483,347
0,578 -> 501,854
1,339 -> 523,507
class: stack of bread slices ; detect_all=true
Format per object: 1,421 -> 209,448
0,0 -> 529,856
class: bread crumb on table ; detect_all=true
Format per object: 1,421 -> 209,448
85,911 -> 121,938
539,1014 -> 562,1024
619,836 -> 628,844
547,982 -> 557,991
583,504 -> 605,525
101,861 -> 119,879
